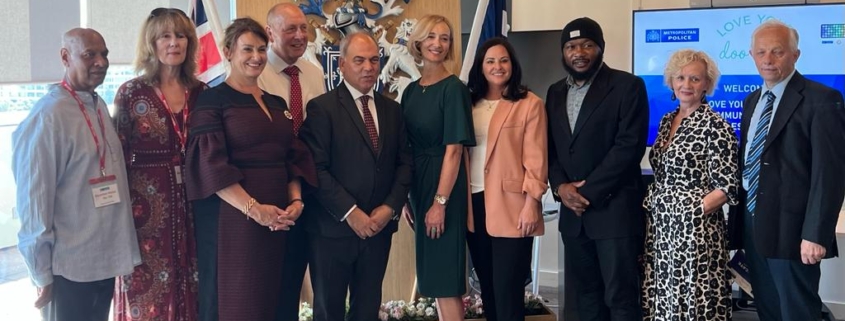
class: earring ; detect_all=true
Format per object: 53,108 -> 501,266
670,92 -> 677,101
700,93 -> 707,104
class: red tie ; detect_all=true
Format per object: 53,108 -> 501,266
360,95 -> 378,153
282,65 -> 303,136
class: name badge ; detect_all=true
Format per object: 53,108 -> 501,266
174,165 -> 183,185
89,175 -> 121,208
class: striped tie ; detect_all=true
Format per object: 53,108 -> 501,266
744,91 -> 775,215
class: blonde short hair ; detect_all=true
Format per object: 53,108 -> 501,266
406,14 -> 455,62
134,8 -> 200,87
663,49 -> 720,96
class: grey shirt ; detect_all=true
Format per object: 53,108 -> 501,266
12,84 -> 141,287
566,66 -> 602,132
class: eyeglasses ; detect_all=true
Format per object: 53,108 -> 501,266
149,7 -> 188,20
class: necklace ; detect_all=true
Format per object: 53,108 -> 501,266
485,99 -> 500,111
421,84 -> 430,93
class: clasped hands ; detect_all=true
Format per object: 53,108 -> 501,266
247,202 -> 303,231
347,205 -> 394,239
558,180 -> 590,216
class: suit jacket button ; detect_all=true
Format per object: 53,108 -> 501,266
569,149 -> 574,154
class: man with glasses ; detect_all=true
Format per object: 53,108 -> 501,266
546,17 -> 649,321
12,28 -> 140,321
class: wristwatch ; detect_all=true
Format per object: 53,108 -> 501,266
433,194 -> 449,206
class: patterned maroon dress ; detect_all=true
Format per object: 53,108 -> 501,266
185,82 -> 317,321
113,77 -> 205,321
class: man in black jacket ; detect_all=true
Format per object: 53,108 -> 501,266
299,32 -> 413,321
730,19 -> 845,321
546,17 -> 649,321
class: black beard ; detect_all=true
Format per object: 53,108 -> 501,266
563,51 -> 604,81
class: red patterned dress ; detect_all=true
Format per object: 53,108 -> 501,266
112,77 -> 206,321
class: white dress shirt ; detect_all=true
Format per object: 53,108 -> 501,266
258,49 -> 327,118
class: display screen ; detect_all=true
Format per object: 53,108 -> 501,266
633,4 -> 845,145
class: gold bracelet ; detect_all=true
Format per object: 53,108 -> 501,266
242,198 -> 257,219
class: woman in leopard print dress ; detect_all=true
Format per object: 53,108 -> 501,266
642,49 -> 739,321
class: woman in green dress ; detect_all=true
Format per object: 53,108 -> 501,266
401,14 -> 475,321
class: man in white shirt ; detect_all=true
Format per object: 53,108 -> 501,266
258,3 -> 327,321
12,28 -> 141,321
259,2 -> 326,135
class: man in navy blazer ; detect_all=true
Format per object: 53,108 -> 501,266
546,17 -> 649,321
730,19 -> 845,321
298,32 -> 412,321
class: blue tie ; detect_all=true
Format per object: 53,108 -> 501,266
744,91 -> 775,215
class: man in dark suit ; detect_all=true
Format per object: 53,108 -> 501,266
730,19 -> 845,321
298,31 -> 413,321
546,17 -> 649,321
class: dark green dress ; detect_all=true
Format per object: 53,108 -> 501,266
400,75 -> 476,298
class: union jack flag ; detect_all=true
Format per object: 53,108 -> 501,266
190,0 -> 226,85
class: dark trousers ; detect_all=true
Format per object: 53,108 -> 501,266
275,224 -> 310,321
307,231 -> 393,321
194,199 -> 219,321
562,227 -> 643,321
744,209 -> 823,321
40,276 -> 114,321
467,192 -> 534,321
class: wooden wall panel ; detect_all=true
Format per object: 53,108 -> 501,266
234,0 -> 463,302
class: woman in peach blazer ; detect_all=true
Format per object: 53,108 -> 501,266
466,37 -> 548,321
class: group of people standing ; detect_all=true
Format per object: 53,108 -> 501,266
547,16 -> 845,321
9,3 -> 844,321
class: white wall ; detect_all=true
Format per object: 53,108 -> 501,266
512,0 -> 691,72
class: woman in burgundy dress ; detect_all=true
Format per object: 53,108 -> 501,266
113,8 -> 205,321
185,18 -> 317,321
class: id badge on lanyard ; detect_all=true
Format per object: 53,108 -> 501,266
155,87 -> 189,185
61,80 -> 123,208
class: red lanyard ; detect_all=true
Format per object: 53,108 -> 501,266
61,80 -> 107,177
154,87 -> 190,154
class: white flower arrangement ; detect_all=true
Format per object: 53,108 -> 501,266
299,292 -> 548,321
299,302 -> 313,321
374,291 -> 547,321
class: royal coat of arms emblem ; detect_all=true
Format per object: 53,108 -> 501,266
296,0 -> 421,101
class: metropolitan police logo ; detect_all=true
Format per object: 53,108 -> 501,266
645,28 -> 699,43
646,30 -> 661,43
